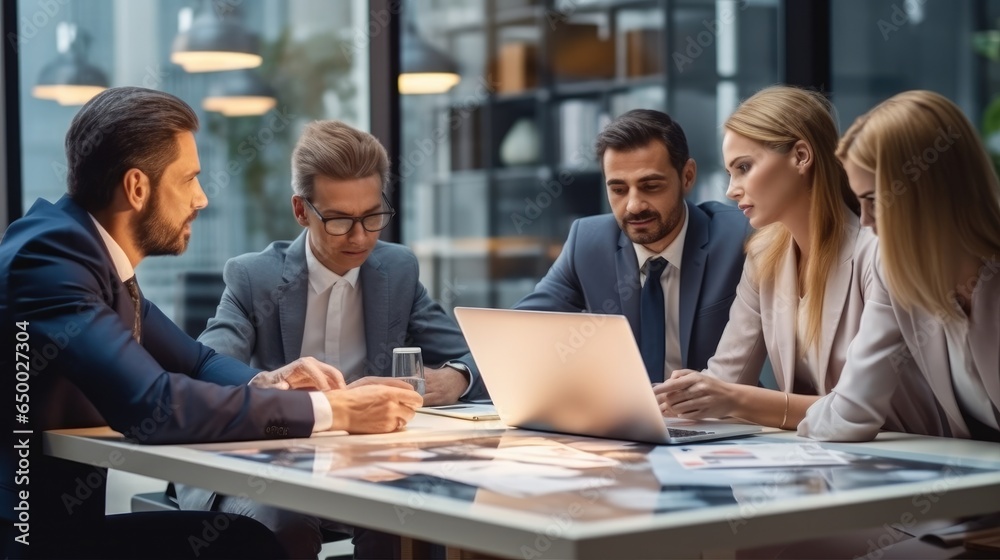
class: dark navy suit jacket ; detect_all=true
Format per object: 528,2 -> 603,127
0,196 -> 314,540
515,201 -> 750,371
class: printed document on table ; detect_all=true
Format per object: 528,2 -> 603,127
671,443 -> 849,469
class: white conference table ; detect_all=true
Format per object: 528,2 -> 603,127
45,413 -> 1000,559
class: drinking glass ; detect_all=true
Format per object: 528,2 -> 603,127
392,347 -> 425,396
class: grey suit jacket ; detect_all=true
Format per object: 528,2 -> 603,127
195,232 -> 481,387
179,232 -> 482,511
801,248 -> 998,441
514,200 -> 750,372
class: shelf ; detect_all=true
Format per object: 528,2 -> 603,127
435,169 -> 488,184
555,165 -> 602,177
495,89 -> 545,103
492,165 -> 550,182
552,74 -> 665,97
422,7 -> 485,35
495,4 -> 545,26
435,166 -> 553,184
411,236 -> 557,259
423,4 -> 545,34
551,0 -> 662,16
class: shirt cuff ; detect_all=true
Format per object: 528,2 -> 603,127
308,391 -> 334,432
446,361 -> 474,399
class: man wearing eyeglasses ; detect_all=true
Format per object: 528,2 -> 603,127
177,120 -> 484,559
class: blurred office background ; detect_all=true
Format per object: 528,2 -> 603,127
3,0 -> 1000,324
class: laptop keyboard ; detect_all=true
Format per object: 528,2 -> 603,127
667,428 -> 714,438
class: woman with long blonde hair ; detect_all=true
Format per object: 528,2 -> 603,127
655,86 -> 944,435
801,90 -> 1000,442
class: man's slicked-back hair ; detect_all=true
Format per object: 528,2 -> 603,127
66,86 -> 199,213
291,120 -> 390,200
594,109 -> 690,174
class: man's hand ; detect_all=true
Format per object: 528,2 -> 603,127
251,357 -> 347,391
422,366 -> 469,407
325,383 -> 423,434
347,376 -> 413,390
653,369 -> 739,419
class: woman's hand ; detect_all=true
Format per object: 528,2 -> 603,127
653,369 -> 741,419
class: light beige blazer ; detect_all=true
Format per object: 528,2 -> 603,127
705,213 -> 945,435
800,251 -> 1000,441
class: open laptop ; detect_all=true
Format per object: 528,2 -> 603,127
453,307 -> 762,445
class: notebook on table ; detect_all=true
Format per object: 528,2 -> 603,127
453,307 -> 762,445
418,403 -> 500,421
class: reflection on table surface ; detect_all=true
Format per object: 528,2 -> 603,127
216,429 -> 993,523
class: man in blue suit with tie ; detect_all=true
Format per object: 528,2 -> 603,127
0,87 -> 421,559
177,120 -> 484,559
516,109 -> 749,383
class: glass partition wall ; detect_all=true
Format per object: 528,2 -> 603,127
14,0 -> 370,329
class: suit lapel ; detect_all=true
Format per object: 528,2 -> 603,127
919,321 -> 968,436
57,196 -> 140,322
816,219 -> 859,393
772,241 -> 798,392
615,232 -> 642,337
361,249 -> 389,375
277,232 -> 310,364
678,202 -> 708,368
971,266 -> 1000,413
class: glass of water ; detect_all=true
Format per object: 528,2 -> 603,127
392,347 -> 425,396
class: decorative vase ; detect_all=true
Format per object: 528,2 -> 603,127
499,118 -> 541,166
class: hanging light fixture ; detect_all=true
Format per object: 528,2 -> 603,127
32,22 -> 109,106
171,0 -> 262,73
398,6 -> 460,95
202,69 -> 277,117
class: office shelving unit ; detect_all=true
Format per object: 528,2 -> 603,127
401,0 -> 780,310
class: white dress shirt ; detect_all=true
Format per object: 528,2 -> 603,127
634,205 -> 689,377
90,214 -> 135,281
89,215 -> 334,433
300,232 -> 368,380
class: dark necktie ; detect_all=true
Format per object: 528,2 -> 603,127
640,257 -> 668,383
124,276 -> 142,344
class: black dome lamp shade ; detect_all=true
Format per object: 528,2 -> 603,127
32,22 -> 108,106
171,0 -> 262,73
202,69 -> 277,117
398,7 -> 460,95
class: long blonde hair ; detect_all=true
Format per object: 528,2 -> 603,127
726,86 -> 860,351
838,90 -> 1000,319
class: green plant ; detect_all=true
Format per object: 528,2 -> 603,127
205,28 -> 357,244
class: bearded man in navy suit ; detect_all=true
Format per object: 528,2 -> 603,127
0,87 -> 420,559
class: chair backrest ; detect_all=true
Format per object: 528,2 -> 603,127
175,271 -> 226,339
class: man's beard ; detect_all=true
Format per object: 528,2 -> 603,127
621,194 -> 684,246
135,189 -> 195,257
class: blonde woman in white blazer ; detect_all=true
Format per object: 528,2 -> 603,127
801,90 -> 1000,442
655,86 -> 945,436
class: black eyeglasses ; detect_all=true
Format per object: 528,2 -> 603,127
300,193 -> 396,236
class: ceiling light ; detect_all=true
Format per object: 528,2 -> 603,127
32,22 -> 108,106
202,69 -> 277,117
171,0 -> 262,73
399,7 -> 460,95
